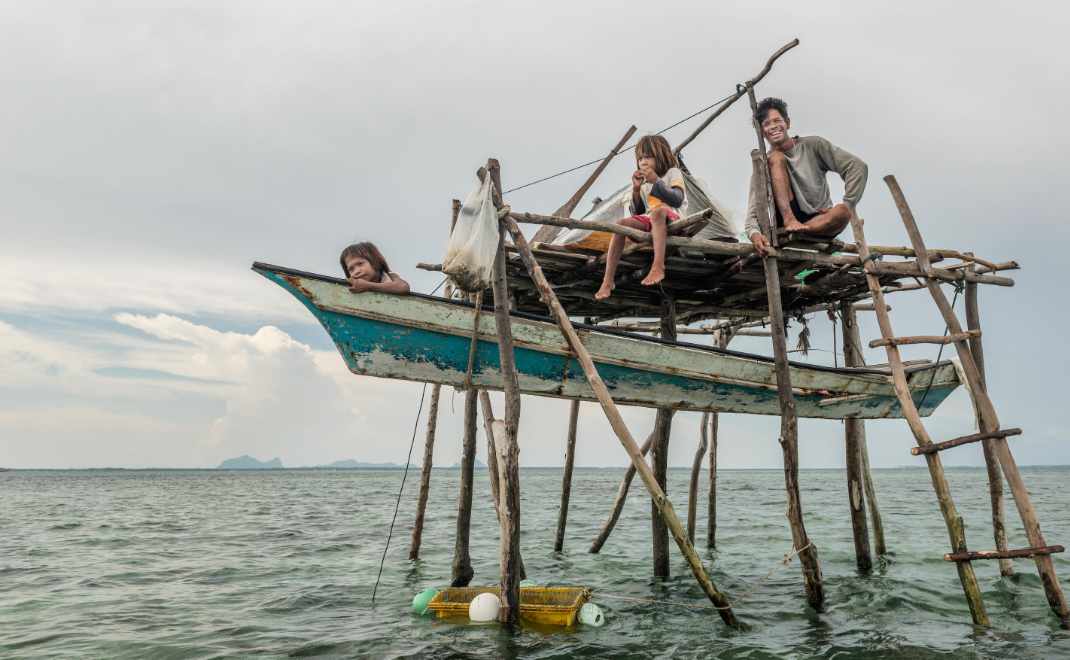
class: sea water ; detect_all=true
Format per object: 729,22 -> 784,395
3,467 -> 1069,658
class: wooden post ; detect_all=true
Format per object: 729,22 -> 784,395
839,306 -> 887,556
840,302 -> 873,572
747,87 -> 824,610
845,199 -> 989,625
486,159 -> 523,625
708,330 -> 730,549
588,432 -> 655,553
478,391 -> 502,517
965,272 -> 1014,577
411,199 -> 462,561
554,400 -> 581,552
450,389 -> 478,586
688,412 -> 709,545
500,215 -> 740,627
651,298 -> 676,578
531,126 -> 637,244
409,383 -> 440,560
885,176 -> 1068,627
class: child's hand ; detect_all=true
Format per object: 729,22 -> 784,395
639,161 -> 657,183
349,277 -> 373,293
631,170 -> 644,189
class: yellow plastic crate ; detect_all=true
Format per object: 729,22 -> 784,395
426,586 -> 590,627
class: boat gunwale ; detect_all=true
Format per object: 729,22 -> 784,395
251,261 -> 955,380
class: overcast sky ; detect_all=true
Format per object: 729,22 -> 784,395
2,1 -> 1068,469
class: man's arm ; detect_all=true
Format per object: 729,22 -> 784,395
814,136 -> 868,209
743,166 -> 771,254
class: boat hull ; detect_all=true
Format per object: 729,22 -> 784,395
255,263 -> 958,419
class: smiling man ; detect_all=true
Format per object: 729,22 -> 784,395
745,97 -> 869,256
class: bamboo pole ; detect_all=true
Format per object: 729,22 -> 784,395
673,39 -> 800,155
747,87 -> 824,611
478,390 -> 527,580
707,331 -> 730,549
858,435 -> 886,555
508,211 -> 1014,286
554,400 -> 581,552
885,176 -> 1068,627
408,383 -> 440,560
845,204 -> 989,626
500,214 -> 740,627
588,432 -> 656,553
486,160 -> 523,625
531,126 -> 638,245
450,389 -> 478,586
965,270 -> 1014,577
651,299 -> 676,578
840,302 -> 873,572
688,412 -> 709,545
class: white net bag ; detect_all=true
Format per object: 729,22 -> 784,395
442,176 -> 500,292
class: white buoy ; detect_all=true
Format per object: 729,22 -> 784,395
468,592 -> 501,622
578,602 -> 605,627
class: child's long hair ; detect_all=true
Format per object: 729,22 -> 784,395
339,241 -> 391,279
635,135 -> 678,177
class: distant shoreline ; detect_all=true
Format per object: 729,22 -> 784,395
3,465 -> 1067,472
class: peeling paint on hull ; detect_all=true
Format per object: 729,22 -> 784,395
254,263 -> 958,419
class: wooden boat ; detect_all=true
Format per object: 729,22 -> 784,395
254,262 -> 960,419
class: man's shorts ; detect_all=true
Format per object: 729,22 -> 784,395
631,208 -> 680,231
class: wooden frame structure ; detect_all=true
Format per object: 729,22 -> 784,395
404,39 -> 1067,630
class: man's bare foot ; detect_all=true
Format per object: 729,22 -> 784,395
595,283 -> 614,300
782,218 -> 808,233
640,269 -> 665,287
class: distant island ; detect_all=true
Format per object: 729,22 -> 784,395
318,459 -> 403,469
450,457 -> 487,469
217,455 -> 283,469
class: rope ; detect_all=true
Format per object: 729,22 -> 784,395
918,284 -> 962,410
503,91 -> 737,194
593,541 -> 812,612
372,274 -> 448,603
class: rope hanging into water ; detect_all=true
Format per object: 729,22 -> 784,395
918,283 -> 963,409
370,380 -> 429,605
503,90 -> 738,195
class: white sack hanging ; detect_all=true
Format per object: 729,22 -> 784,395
442,176 -> 500,292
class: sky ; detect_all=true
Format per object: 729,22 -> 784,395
2,1 -> 1068,469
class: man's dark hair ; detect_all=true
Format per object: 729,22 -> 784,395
755,97 -> 789,124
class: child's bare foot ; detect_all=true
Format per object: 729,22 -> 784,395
640,268 -> 665,287
783,218 -> 808,233
595,282 -> 614,300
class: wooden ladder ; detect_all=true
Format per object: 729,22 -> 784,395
846,175 -> 1069,628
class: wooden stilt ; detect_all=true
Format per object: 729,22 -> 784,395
747,87 -> 824,611
554,400 -> 580,552
845,197 -> 989,625
410,199 -> 461,561
839,304 -> 887,556
478,390 -> 527,580
450,389 -> 477,587
409,383 -> 440,560
487,160 -> 523,625
708,330 -> 730,550
501,214 -> 740,627
588,432 -> 656,553
965,273 -> 1014,577
885,175 -> 1069,627
840,302 -> 873,572
688,412 -> 709,545
651,299 -> 676,579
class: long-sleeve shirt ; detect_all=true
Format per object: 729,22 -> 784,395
630,167 -> 687,216
744,135 -> 868,238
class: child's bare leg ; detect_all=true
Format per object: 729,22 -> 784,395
596,216 -> 648,300
641,207 -> 669,287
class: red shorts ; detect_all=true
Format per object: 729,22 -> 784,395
631,209 -> 679,231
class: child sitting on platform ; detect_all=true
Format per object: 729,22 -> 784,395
595,135 -> 686,300
339,241 -> 410,295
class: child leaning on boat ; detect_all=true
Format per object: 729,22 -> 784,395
340,242 -> 410,295
595,135 -> 686,300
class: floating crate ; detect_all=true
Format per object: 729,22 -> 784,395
426,586 -> 590,627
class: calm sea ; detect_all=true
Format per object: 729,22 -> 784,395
3,466 -> 1069,658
